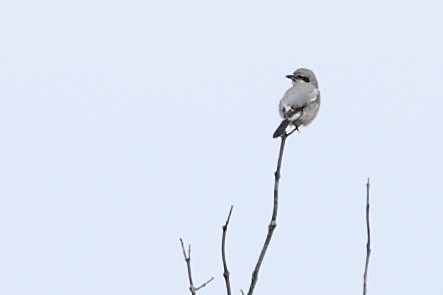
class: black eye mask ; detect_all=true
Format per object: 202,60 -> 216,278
297,75 -> 310,83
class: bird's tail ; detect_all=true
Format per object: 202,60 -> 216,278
273,120 -> 291,138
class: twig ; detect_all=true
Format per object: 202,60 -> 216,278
180,238 -> 214,295
246,134 -> 288,295
195,277 -> 214,291
363,178 -> 371,295
222,206 -> 234,295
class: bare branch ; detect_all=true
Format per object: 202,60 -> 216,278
246,134 -> 288,295
363,178 -> 372,295
180,238 -> 214,295
222,206 -> 234,295
195,277 -> 215,291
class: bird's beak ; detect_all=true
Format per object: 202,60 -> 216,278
286,74 -> 296,80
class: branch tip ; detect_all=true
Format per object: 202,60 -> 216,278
363,178 -> 372,295
222,205 -> 234,295
179,239 -> 212,294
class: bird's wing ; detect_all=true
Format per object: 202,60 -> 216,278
279,85 -> 319,119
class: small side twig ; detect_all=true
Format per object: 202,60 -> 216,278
246,134 -> 288,295
363,178 -> 371,295
221,205 -> 234,295
180,238 -> 214,295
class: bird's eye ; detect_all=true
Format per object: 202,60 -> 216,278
296,75 -> 310,83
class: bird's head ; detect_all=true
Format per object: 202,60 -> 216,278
286,68 -> 318,87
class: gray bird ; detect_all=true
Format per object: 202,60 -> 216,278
273,68 -> 320,138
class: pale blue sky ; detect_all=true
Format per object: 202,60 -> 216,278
1,0 -> 443,294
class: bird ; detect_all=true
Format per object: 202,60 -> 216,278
273,68 -> 320,138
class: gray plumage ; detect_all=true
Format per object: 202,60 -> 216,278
273,68 -> 321,138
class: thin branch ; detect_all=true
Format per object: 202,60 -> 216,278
246,133 -> 288,295
222,206 -> 234,295
195,277 -> 215,291
363,178 -> 371,295
180,238 -> 214,295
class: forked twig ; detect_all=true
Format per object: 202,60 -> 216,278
180,238 -> 214,295
222,206 -> 234,295
246,134 -> 288,295
363,178 -> 371,295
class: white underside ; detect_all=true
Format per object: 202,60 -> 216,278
285,124 -> 297,134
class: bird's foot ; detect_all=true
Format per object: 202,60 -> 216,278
286,126 -> 300,136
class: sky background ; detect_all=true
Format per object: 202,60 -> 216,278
1,0 -> 443,294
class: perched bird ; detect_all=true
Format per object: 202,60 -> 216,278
273,68 -> 320,138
